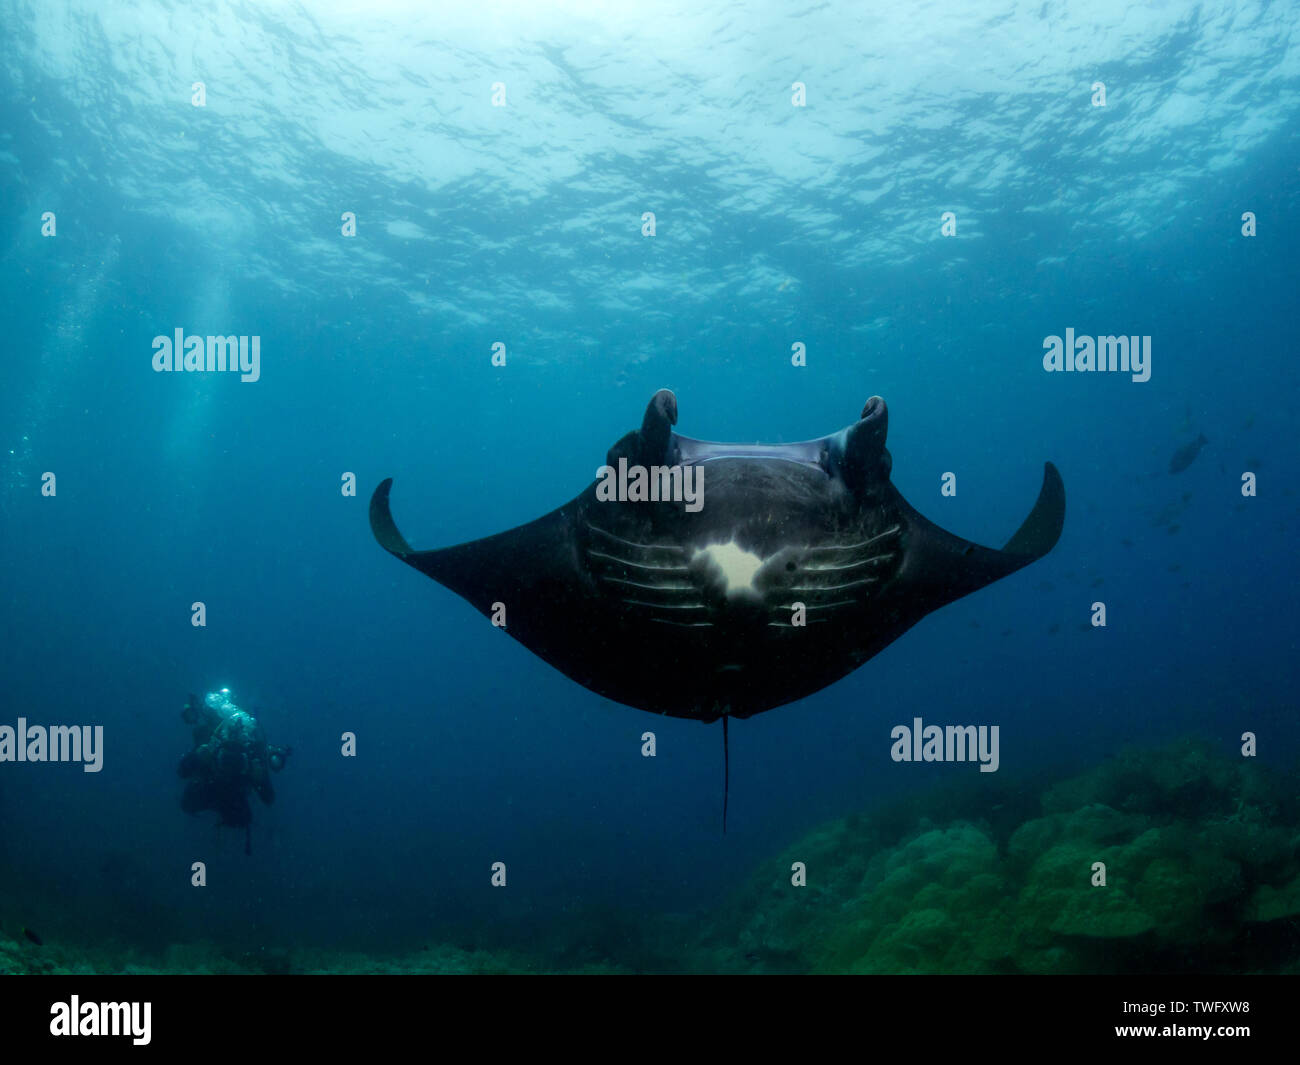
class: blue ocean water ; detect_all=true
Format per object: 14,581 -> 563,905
1,0 -> 1297,968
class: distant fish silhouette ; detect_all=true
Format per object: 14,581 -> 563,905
1169,434 -> 1207,474
1151,499 -> 1186,527
23,926 -> 42,946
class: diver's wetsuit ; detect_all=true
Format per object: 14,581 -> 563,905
179,689 -> 289,854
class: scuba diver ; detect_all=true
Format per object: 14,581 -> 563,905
178,688 -> 290,854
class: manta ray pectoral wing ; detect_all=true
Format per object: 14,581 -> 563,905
1000,461 -> 1065,560
899,461 -> 1065,608
369,477 -> 584,623
370,479 -> 415,558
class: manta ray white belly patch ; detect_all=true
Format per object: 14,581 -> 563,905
694,541 -> 764,597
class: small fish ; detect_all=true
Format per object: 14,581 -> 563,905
1151,499 -> 1186,526
1090,577 -> 1104,588
1048,623 -> 1060,635
1169,433 -> 1208,474
23,926 -> 43,946
1120,538 -> 1133,547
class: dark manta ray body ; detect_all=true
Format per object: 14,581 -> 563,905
371,390 -> 1065,726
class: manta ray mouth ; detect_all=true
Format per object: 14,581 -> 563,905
668,396 -> 886,476
672,435 -> 831,471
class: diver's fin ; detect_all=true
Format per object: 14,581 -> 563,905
722,715 -> 729,834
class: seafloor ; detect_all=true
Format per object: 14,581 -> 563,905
5,739 -> 1299,974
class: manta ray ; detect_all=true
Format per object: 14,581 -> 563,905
371,390 -> 1064,822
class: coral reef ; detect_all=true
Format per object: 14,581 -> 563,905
723,738 -> 1300,973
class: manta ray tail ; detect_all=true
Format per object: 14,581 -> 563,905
722,715 -> 729,834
